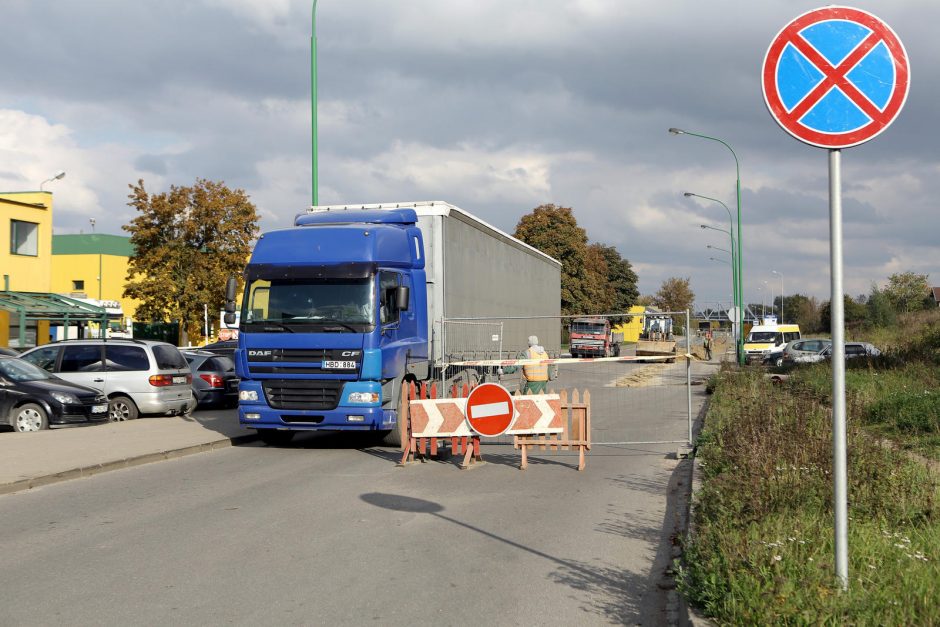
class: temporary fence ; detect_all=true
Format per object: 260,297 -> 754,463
439,311 -> 707,447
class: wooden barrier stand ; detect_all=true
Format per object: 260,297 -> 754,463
397,382 -> 591,471
512,389 -> 591,472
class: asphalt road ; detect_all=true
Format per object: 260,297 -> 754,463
0,360 -> 713,626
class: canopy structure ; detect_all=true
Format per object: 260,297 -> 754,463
0,291 -> 107,348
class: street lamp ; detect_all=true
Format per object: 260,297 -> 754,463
772,270 -> 784,322
688,191 -> 739,352
311,0 -> 319,206
40,170 -> 66,191
671,129 -> 744,365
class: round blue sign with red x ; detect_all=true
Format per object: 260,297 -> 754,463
762,6 -> 910,149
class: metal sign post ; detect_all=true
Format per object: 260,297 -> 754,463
762,6 -> 910,589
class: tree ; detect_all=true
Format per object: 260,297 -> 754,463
819,295 -> 867,332
653,277 -> 695,314
591,243 -> 639,315
884,271 -> 930,313
514,204 -> 589,315
866,284 -> 897,328
776,293 -> 821,332
124,179 -> 259,343
582,244 -> 614,314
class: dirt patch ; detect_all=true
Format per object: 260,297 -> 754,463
614,363 -> 670,387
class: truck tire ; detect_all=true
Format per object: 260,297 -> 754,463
257,429 -> 295,446
380,427 -> 402,448
613,344 -> 620,357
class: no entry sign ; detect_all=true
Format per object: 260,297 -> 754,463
465,383 -> 515,437
762,6 -> 910,149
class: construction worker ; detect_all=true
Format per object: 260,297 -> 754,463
704,331 -> 713,360
500,335 -> 551,394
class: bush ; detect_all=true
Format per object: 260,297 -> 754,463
867,390 -> 940,434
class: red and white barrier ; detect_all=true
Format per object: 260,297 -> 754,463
447,355 -> 672,368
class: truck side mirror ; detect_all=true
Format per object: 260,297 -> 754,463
395,285 -> 410,311
223,277 -> 237,324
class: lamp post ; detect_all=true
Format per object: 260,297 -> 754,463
772,269 -> 784,322
40,170 -> 66,191
311,0 -> 319,206
688,191 -> 738,351
671,129 -> 743,365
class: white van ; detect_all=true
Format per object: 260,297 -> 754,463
744,323 -> 801,366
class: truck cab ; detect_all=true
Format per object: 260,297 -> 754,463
233,209 -> 427,446
569,317 -> 621,358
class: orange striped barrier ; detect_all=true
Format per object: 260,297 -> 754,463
397,383 -> 591,471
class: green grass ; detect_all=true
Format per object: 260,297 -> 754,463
679,310 -> 940,623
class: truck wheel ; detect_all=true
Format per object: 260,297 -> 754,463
613,344 -> 620,357
257,429 -> 295,446
380,427 -> 402,448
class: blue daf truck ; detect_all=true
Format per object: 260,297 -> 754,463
225,201 -> 560,446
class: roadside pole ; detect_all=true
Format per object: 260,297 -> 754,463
686,309 -> 692,445
829,150 -> 848,586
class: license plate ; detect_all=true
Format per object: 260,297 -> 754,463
173,376 -> 187,384
92,404 -> 108,414
324,360 -> 356,369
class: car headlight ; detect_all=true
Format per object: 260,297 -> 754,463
51,391 -> 80,405
239,390 -> 259,401
348,392 -> 380,404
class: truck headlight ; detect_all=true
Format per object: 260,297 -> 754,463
239,390 -> 259,401
348,392 -> 380,404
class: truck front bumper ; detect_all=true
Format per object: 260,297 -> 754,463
237,380 -> 396,431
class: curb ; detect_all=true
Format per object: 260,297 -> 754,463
0,433 -> 259,497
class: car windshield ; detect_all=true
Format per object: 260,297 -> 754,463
748,332 -> 780,343
0,358 -> 54,382
242,276 -> 375,332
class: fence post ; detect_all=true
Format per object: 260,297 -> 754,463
687,308 -> 693,446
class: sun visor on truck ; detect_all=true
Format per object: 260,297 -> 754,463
245,263 -> 376,280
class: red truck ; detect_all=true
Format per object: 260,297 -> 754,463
569,317 -> 622,358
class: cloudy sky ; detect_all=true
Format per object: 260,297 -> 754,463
2,0 -> 937,308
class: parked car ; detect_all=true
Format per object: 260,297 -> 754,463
182,350 -> 239,409
0,356 -> 110,432
19,339 -> 193,421
199,340 -> 237,357
794,342 -> 881,364
782,338 -> 832,364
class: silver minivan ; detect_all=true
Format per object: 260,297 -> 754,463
19,339 -> 193,420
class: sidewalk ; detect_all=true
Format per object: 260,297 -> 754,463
0,409 -> 256,496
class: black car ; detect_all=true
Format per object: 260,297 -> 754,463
199,340 -> 237,357
182,350 -> 239,409
0,356 -> 110,432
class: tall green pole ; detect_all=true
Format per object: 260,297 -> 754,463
311,0 -> 319,206
687,193 -> 737,344
670,129 -> 745,365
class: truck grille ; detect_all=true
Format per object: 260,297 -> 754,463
246,348 -> 361,376
263,380 -> 344,410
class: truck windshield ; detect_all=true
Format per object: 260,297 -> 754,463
571,322 -> 605,334
241,277 -> 375,332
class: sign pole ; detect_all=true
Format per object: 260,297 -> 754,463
829,149 -> 848,589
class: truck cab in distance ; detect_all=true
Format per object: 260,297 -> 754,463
569,317 -> 622,358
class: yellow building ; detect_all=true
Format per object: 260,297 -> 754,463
51,234 -> 140,326
1,192 -> 52,293
612,305 -> 647,342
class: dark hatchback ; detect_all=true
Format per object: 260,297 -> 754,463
0,356 -> 110,432
182,350 -> 239,409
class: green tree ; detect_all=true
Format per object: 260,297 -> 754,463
123,179 -> 259,343
653,276 -> 695,331
582,244 -> 614,314
591,243 -> 639,315
884,271 -> 930,313
819,295 -> 868,332
866,284 -> 897,328
514,204 -> 589,315
776,293 -> 821,332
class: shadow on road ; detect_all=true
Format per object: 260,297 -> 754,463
360,492 -> 651,624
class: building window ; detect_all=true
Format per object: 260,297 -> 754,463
10,220 -> 39,256
72,280 -> 85,291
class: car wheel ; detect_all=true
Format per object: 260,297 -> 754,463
774,356 -> 783,367
13,403 -> 48,432
109,395 -> 139,421
257,429 -> 295,446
